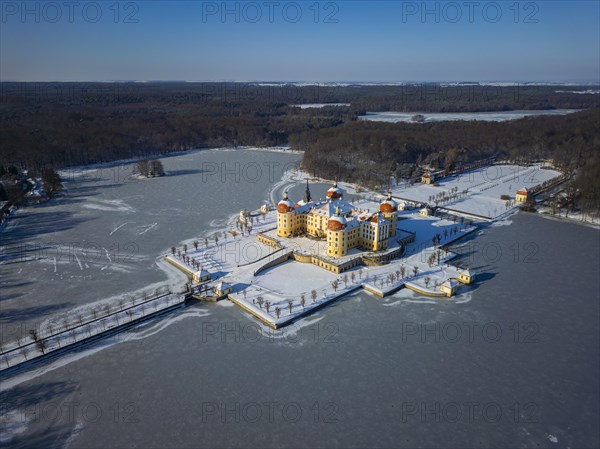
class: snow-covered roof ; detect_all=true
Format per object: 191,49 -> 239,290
441,279 -> 459,288
194,270 -> 209,277
517,187 -> 528,193
313,200 -> 354,217
328,214 -> 347,225
380,193 -> 398,212
327,181 -> 344,198
215,281 -> 231,290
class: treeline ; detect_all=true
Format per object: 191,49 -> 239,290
1,82 -> 598,171
0,82 -> 599,212
296,108 -> 600,212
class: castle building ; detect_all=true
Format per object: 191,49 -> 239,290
276,183 -> 399,258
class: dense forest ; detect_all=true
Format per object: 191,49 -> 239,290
1,82 -> 599,211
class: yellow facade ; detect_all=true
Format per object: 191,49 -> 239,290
458,270 -> 473,284
276,185 -> 398,258
515,188 -> 528,203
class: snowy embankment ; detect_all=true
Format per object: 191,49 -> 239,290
0,291 -> 186,372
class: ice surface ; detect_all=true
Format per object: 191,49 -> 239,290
360,109 -> 580,123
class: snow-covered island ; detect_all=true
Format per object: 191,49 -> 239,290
164,162 -> 565,329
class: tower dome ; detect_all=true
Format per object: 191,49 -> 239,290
327,181 -> 343,200
327,206 -> 347,231
277,191 -> 295,213
379,192 -> 398,213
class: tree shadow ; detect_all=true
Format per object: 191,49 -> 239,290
0,381 -> 79,449
0,211 -> 91,258
0,302 -> 73,325
165,168 -> 206,177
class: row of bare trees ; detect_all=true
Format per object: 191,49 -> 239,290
0,287 -> 174,367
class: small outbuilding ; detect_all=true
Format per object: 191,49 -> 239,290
214,281 -> 233,297
457,269 -> 473,284
397,201 -> 409,211
192,269 -> 210,283
421,172 -> 434,184
439,279 -> 459,297
419,206 -> 433,216
515,187 -> 529,203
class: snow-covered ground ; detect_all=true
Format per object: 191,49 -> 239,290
391,164 -> 562,219
359,109 -> 580,123
165,187 -> 476,327
291,103 -> 350,108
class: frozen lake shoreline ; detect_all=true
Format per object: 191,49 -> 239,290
360,109 -> 581,123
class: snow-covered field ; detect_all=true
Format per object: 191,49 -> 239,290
391,164 -> 562,219
360,109 -> 580,123
291,103 -> 350,108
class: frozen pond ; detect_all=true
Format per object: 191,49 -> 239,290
360,109 -> 580,123
0,148 -> 302,337
291,103 -> 350,109
1,213 -> 598,448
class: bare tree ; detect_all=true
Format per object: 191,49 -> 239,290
29,329 -> 47,354
287,300 -> 293,314
424,277 -> 430,288
257,296 -> 264,309
331,280 -> 339,292
171,246 -> 176,255
265,301 -> 271,313
343,274 -> 348,287
20,347 -> 29,361
311,289 -> 317,303
413,266 -> 419,277
193,240 -> 199,250
62,318 -> 69,333
275,307 -> 281,319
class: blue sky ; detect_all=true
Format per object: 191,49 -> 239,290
1,1 -> 599,82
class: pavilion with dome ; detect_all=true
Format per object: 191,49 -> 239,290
276,181 -> 400,258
